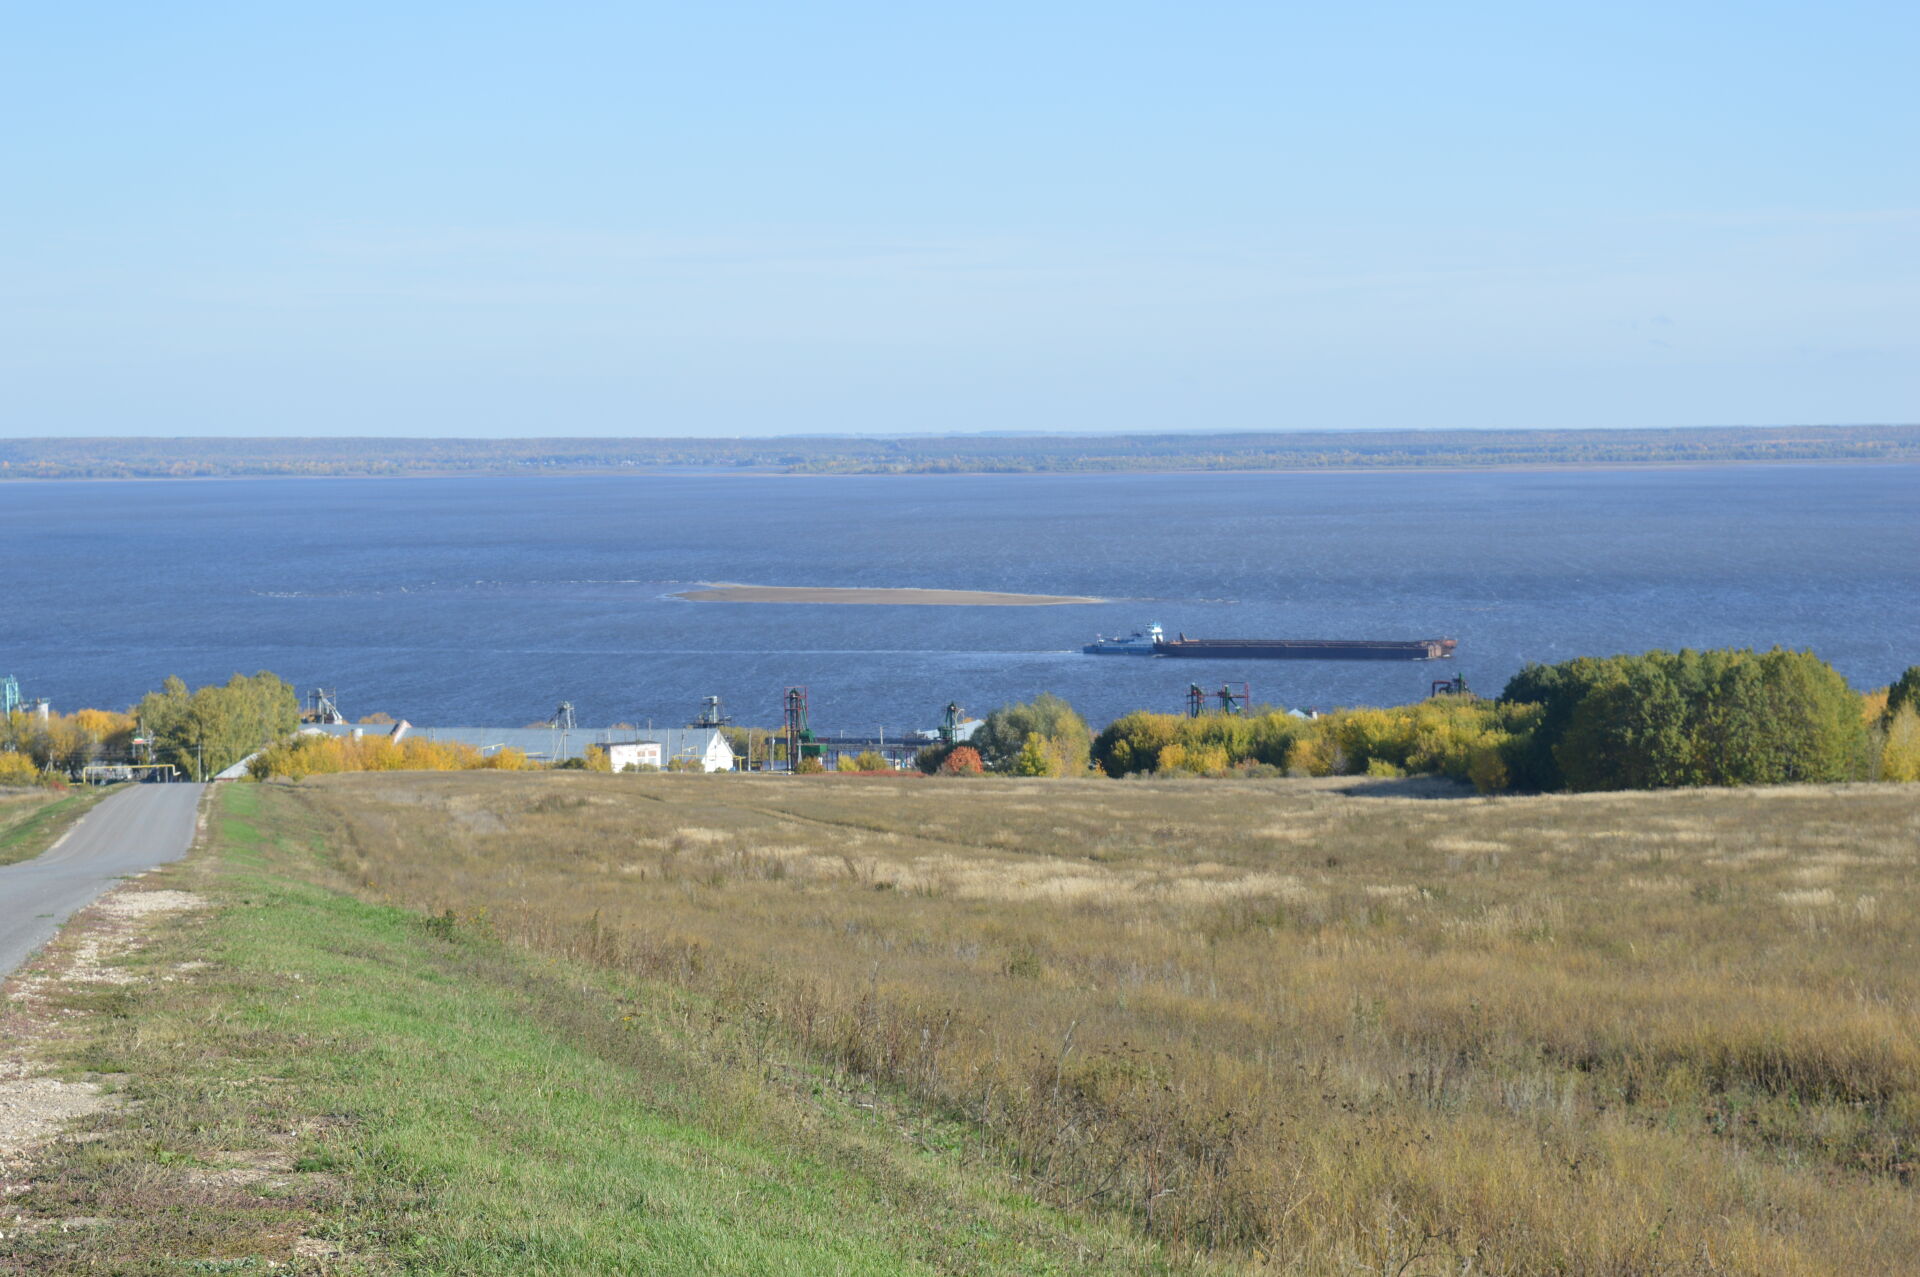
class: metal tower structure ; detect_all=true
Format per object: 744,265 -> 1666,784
304,688 -> 344,724
550,701 -> 576,762
1216,683 -> 1250,716
1430,674 -> 1471,698
783,686 -> 820,771
0,676 -> 19,718
1188,682 -> 1251,716
939,702 -> 964,745
692,695 -> 729,729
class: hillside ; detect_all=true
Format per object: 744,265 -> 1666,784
6,772 -> 1917,1274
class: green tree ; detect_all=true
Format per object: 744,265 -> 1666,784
137,672 -> 298,779
1887,666 -> 1920,720
972,693 -> 1091,774
1538,648 -> 1866,792
1091,711 -> 1179,777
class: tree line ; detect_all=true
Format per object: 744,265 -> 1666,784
918,648 -> 1917,793
4,651 -> 1915,791
0,672 -> 298,783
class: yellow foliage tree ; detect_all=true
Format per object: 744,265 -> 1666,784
0,751 -> 41,785
1880,705 -> 1920,783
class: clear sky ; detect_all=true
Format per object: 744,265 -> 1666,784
4,2 -> 1916,437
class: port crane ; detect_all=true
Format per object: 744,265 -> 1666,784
1186,683 -> 1251,717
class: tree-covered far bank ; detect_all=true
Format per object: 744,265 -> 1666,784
2,424 -> 1917,480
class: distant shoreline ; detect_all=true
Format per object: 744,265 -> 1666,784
675,583 -> 1107,606
3,455 -> 1919,485
3,425 -> 1914,483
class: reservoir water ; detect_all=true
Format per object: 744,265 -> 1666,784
3,464 -> 1915,733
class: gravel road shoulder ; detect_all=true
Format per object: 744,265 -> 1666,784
0,882 -> 205,1222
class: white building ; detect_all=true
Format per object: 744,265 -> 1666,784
606,741 -> 663,771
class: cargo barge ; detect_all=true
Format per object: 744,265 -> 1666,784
1154,635 -> 1456,661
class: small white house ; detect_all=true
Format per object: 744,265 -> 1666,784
606,741 -> 664,771
651,728 -> 736,772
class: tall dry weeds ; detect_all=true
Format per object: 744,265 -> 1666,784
280,772 -> 1920,1274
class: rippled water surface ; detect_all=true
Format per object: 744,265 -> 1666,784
4,465 -> 1915,731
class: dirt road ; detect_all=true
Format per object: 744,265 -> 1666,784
0,783 -> 202,980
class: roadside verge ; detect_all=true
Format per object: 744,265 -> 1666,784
0,784 -> 1191,1275
0,786 -> 119,869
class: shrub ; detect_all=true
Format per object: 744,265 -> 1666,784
0,750 -> 41,785
248,733 -> 529,779
935,746 -> 983,776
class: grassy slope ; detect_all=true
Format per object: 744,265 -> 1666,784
0,785 -> 117,867
276,769 -> 1920,1275
2,785 -> 1187,1275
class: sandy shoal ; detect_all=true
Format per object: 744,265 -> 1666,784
675,584 -> 1105,606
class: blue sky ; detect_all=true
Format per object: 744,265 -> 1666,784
3,2 -> 1915,437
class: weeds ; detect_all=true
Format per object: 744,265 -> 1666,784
279,772 -> 1920,1273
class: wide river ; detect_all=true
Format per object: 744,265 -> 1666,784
4,465 -> 1915,735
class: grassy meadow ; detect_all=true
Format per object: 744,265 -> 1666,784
260,770 -> 1919,1274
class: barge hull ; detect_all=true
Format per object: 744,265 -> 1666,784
1154,638 -> 1456,661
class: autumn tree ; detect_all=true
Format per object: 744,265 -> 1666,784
1879,705 -> 1920,782
138,672 -> 299,779
1010,733 -> 1059,777
973,694 -> 1091,773
935,746 -> 983,776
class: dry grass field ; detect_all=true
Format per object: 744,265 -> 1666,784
283,771 -> 1920,1274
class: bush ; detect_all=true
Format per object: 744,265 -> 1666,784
1095,710 -> 1309,778
935,746 -> 983,776
248,733 -> 530,779
0,751 -> 41,785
